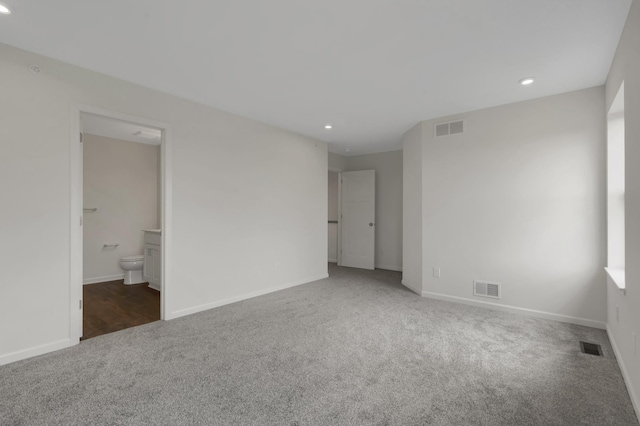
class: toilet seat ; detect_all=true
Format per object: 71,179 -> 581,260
121,255 -> 144,262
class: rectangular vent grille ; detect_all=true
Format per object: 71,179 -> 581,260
473,280 -> 501,299
435,123 -> 450,137
434,120 -> 464,137
580,341 -> 603,356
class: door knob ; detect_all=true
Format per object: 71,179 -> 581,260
369,223 -> 374,227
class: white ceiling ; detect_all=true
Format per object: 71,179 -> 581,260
0,0 -> 632,155
81,113 -> 162,146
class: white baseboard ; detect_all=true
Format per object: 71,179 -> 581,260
0,338 -> 74,366
328,258 -> 337,263
166,273 -> 329,320
83,274 -> 124,285
401,280 -> 421,296
421,290 -> 606,330
376,264 -> 402,272
607,325 -> 640,418
148,282 -> 161,291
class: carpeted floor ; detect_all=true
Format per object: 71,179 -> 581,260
1,265 -> 637,425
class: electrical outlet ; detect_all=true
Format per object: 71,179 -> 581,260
616,305 -> 620,323
433,267 -> 441,278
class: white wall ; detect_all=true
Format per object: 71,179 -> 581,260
328,171 -> 339,262
328,152 -> 347,171
0,43 -> 327,365
402,123 -> 423,294
417,87 -> 606,328
345,151 -> 403,271
605,0 -> 640,414
83,134 -> 159,283
403,88 -> 613,327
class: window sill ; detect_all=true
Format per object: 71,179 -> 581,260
605,267 -> 626,294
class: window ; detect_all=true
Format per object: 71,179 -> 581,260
606,82 -> 625,289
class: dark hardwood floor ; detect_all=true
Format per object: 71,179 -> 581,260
82,280 -> 160,340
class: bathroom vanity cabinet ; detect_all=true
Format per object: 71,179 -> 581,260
143,230 -> 161,291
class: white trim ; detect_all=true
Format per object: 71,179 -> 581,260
328,258 -> 338,263
166,273 -> 329,320
83,274 -> 125,285
421,291 -> 606,329
376,264 -> 402,272
401,280 -> 421,295
605,267 -> 626,294
69,105 -> 82,345
71,104 -> 172,343
0,339 -> 73,367
160,124 -> 173,321
337,172 -> 343,266
607,325 -> 640,418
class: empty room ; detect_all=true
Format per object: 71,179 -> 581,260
0,1 -> 639,425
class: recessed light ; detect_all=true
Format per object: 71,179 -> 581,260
0,3 -> 11,14
519,77 -> 535,86
324,125 -> 332,129
29,65 -> 40,74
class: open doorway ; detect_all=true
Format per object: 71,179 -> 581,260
70,106 -> 171,342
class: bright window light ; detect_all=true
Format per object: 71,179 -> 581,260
606,82 -> 625,289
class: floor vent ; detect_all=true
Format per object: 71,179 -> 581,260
580,341 -> 603,356
435,120 -> 465,137
473,280 -> 500,299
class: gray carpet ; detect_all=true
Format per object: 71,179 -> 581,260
1,265 -> 637,425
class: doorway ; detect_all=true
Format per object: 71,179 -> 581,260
70,106 -> 171,342
328,167 -> 376,270
328,170 -> 340,264
340,170 -> 375,269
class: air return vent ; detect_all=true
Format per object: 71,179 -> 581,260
473,280 -> 501,299
580,341 -> 603,356
434,120 -> 465,137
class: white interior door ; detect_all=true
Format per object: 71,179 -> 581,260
340,170 -> 375,270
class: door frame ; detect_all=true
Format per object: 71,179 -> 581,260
328,166 -> 343,266
69,104 -> 172,342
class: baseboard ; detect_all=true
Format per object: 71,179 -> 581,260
328,258 -> 337,263
83,274 -> 124,285
0,338 -> 74,366
607,325 -> 640,418
421,291 -> 606,330
376,264 -> 402,272
401,280 -> 421,296
167,273 -> 329,320
148,282 -> 160,291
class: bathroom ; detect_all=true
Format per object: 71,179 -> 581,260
81,113 -> 162,339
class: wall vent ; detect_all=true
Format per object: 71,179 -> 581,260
434,120 -> 464,137
473,280 -> 501,299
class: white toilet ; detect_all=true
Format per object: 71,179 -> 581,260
119,255 -> 145,285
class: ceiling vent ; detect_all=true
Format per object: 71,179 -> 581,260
473,280 -> 501,299
434,120 -> 464,138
